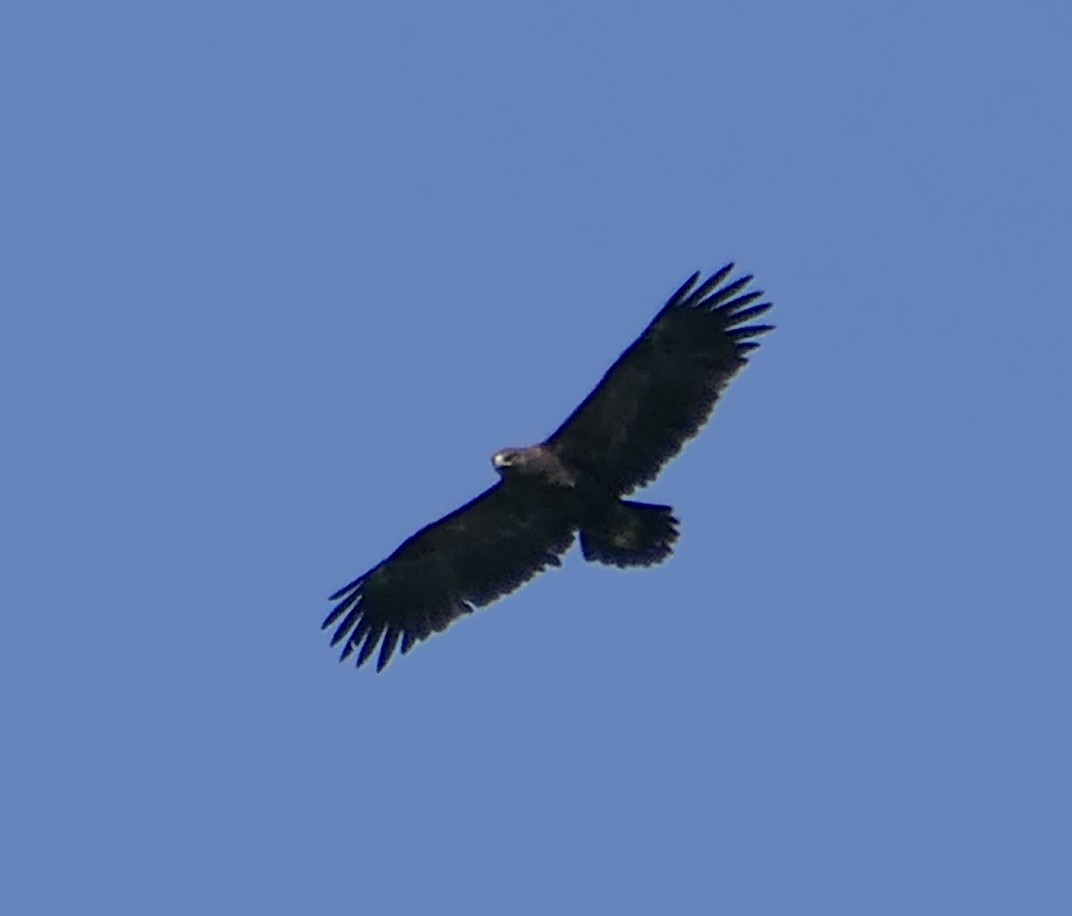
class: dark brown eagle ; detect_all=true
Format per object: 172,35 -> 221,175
324,263 -> 774,671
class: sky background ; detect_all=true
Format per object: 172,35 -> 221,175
3,2 -> 1070,913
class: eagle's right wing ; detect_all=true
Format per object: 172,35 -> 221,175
323,482 -> 575,671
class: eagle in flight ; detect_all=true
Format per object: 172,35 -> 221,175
323,263 -> 774,671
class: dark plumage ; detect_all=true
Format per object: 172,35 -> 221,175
323,262 -> 774,671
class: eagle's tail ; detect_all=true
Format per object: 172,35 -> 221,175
580,500 -> 680,568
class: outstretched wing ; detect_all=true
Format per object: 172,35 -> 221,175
322,481 -> 576,671
545,263 -> 773,495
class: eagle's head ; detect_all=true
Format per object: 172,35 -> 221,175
492,445 -> 572,486
492,446 -> 547,478
492,448 -> 525,475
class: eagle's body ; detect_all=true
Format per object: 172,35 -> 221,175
324,263 -> 774,671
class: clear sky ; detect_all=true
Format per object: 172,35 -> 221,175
3,2 -> 1070,913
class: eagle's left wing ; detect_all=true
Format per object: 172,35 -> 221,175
544,264 -> 773,495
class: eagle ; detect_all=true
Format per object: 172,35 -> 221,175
323,263 -> 774,671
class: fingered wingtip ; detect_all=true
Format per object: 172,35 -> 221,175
328,571 -> 369,602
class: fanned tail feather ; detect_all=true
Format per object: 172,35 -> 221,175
580,501 -> 680,568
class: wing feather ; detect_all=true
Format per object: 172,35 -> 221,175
324,482 -> 576,671
545,263 -> 773,494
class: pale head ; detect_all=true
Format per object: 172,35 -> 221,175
492,448 -> 523,474
491,445 -> 574,486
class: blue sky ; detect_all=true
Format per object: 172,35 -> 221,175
3,2 -> 1070,913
